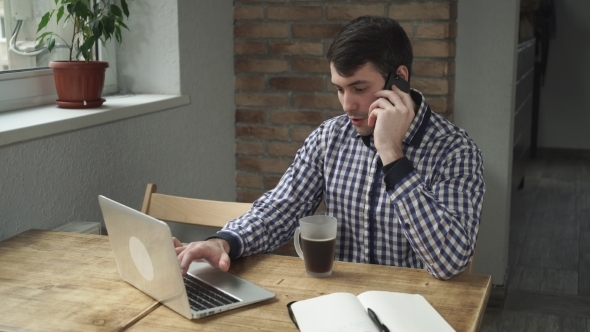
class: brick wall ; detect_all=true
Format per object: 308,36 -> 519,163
234,1 -> 457,203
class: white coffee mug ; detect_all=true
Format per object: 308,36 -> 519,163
294,215 -> 337,277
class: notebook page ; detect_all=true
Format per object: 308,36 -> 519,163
290,292 -> 378,332
357,291 -> 455,332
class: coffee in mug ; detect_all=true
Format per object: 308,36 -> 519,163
294,215 -> 337,277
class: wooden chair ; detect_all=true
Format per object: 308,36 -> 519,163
141,183 -> 252,227
141,183 -> 297,256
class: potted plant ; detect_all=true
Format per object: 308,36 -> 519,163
36,0 -> 131,109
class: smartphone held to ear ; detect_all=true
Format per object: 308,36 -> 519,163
383,73 -> 410,94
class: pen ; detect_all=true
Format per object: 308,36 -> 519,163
367,308 -> 390,332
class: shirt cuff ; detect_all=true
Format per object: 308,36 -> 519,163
383,156 -> 415,191
206,231 -> 242,260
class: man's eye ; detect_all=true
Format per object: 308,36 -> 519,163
355,88 -> 366,93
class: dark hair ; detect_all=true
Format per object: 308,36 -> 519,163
327,16 -> 413,81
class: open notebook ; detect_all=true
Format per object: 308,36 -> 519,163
288,291 -> 455,332
98,195 -> 275,320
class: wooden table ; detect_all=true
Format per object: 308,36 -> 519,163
0,230 -> 158,332
0,230 -> 491,332
132,253 -> 492,331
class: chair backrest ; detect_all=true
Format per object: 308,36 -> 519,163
141,183 -> 252,228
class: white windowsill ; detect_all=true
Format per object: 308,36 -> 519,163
0,94 -> 190,147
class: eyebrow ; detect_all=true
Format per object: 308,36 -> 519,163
331,80 -> 370,88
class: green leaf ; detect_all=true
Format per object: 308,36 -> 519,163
115,25 -> 121,43
56,6 -> 65,24
36,31 -> 53,42
76,36 -> 95,60
66,4 -> 74,15
120,0 -> 129,17
110,5 -> 122,18
117,20 -> 129,31
74,1 -> 88,20
37,12 -> 52,33
92,21 -> 103,38
47,35 -> 56,52
101,17 -> 115,36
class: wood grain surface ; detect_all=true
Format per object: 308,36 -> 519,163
0,230 -> 491,332
0,230 -> 157,332
131,254 -> 491,332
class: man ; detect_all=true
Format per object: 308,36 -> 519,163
175,15 -> 485,280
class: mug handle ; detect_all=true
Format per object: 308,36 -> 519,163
293,227 -> 304,260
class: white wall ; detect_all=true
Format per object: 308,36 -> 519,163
455,1 -> 520,284
537,0 -> 590,150
0,1 -> 235,242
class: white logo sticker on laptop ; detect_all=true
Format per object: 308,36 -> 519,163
129,236 -> 155,281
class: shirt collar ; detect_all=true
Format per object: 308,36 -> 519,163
357,89 -> 431,149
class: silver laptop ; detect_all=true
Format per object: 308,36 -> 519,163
98,195 -> 275,320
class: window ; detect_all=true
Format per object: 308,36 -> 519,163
0,0 -> 117,112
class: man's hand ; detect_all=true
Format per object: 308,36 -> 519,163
367,85 -> 416,165
172,237 -> 231,275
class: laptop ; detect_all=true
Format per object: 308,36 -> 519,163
98,195 -> 275,320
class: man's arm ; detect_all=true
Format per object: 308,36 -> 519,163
210,124 -> 329,259
384,145 -> 485,280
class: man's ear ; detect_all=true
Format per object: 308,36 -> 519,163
395,65 -> 410,82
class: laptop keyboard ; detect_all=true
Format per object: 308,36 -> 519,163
183,274 -> 241,312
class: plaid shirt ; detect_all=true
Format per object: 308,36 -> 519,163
216,90 -> 485,279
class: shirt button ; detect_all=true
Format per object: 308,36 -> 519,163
405,223 -> 411,230
368,192 -> 374,198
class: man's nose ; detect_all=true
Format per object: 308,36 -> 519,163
341,92 -> 357,113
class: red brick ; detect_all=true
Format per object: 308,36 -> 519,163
268,142 -> 302,157
290,127 -> 316,142
267,6 -> 323,20
411,78 -> 450,95
326,5 -> 385,20
236,172 -> 263,188
291,24 -> 345,38
327,110 -> 343,119
427,96 -> 454,114
236,157 -> 292,173
235,23 -> 289,38
292,59 -> 330,73
236,190 -> 265,204
235,59 -> 288,73
235,93 -> 289,107
234,6 -> 264,20
269,42 -> 324,56
412,41 -> 453,58
389,3 -> 455,20
399,22 -> 414,38
235,42 -> 265,55
236,109 -> 266,124
271,110 -> 324,125
294,93 -> 341,110
412,60 -> 451,77
268,77 -> 323,91
235,75 -> 265,90
263,175 -> 283,189
235,0 -> 285,2
236,125 -> 290,140
236,141 -> 265,156
416,23 -> 457,39
444,112 -> 454,122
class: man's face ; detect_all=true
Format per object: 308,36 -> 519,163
330,62 -> 386,136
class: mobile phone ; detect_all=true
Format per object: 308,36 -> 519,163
383,72 -> 410,94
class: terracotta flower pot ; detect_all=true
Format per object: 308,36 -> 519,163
49,61 -> 109,109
